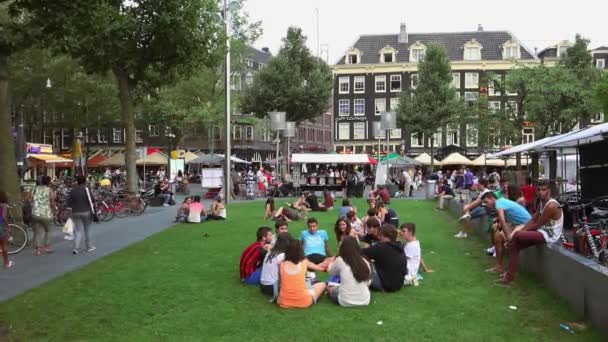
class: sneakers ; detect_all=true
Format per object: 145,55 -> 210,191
454,231 -> 468,239
163,204 -> 170,207
404,274 -> 419,287
486,246 -> 496,255
87,246 -> 97,252
72,249 -> 79,255
458,213 -> 472,221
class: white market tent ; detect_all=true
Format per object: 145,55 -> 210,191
414,153 -> 441,166
291,153 -> 377,164
544,122 -> 608,148
440,152 -> 473,166
471,154 -> 506,167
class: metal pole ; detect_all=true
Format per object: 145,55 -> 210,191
287,136 -> 290,176
223,0 -> 232,204
385,129 -> 390,184
17,108 -> 25,182
275,131 -> 280,177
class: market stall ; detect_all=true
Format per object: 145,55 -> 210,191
375,154 -> 421,188
414,153 -> 441,166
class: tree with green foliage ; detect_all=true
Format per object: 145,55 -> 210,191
11,0 -> 224,192
595,77 -> 608,115
397,44 -> 463,173
0,0 -> 28,207
240,27 -> 332,123
560,34 -> 603,128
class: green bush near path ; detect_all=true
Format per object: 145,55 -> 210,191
0,199 -> 601,341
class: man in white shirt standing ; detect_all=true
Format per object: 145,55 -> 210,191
402,169 -> 413,197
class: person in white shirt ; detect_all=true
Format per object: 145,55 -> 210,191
346,210 -> 365,238
402,169 -> 413,197
260,233 -> 291,297
327,236 -> 371,307
400,223 -> 421,286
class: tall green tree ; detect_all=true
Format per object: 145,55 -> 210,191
12,0 -> 224,192
595,77 -> 608,115
240,27 -> 332,123
0,0 -> 28,207
560,34 -> 602,127
397,44 -> 463,173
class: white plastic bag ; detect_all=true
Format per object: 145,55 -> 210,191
63,218 -> 74,240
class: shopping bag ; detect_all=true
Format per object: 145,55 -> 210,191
63,218 -> 74,240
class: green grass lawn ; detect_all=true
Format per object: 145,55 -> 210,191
0,199 -> 601,341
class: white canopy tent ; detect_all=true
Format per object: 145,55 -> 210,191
291,153 -> 377,165
544,122 -> 608,148
414,153 -> 441,166
440,152 -> 473,166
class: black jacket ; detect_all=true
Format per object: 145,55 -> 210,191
362,241 -> 407,292
68,185 -> 92,213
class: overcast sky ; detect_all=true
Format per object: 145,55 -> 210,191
244,0 -> 608,63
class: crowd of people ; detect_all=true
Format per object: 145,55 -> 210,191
239,195 -> 433,308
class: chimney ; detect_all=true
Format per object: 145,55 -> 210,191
398,23 -> 408,43
262,47 -> 270,53
534,47 -> 538,55
477,24 -> 483,32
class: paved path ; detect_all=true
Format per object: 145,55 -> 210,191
0,198 -> 209,302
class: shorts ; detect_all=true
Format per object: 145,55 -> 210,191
306,253 -> 326,264
260,284 -> 274,297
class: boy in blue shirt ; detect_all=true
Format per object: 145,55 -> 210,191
300,217 -> 332,264
482,191 -> 532,276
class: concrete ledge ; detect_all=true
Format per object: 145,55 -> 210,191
445,199 -> 608,336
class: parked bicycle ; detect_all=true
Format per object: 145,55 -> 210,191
564,196 -> 608,267
5,203 -> 30,255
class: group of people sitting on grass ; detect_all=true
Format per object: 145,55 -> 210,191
263,190 -> 336,222
455,178 -> 563,285
174,196 -> 226,223
240,199 -> 433,308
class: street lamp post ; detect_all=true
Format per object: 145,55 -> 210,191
284,121 -> 295,176
268,111 -> 286,176
380,111 -> 396,184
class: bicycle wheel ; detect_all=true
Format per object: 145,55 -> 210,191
114,200 -> 130,218
101,202 -> 115,222
130,198 -> 146,216
6,224 -> 28,255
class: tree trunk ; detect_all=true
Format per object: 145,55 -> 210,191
0,55 -> 22,216
429,137 -> 435,178
530,152 -> 540,183
112,67 -> 138,193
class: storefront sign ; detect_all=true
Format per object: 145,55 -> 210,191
335,117 -> 367,122
26,143 -> 53,154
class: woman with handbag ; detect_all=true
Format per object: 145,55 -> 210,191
68,176 -> 96,255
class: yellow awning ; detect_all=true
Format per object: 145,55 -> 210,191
28,154 -> 73,164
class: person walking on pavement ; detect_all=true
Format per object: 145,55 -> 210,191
31,176 -> 57,256
68,176 -> 96,254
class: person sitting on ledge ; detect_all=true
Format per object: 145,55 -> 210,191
498,180 -> 563,285
481,191 -> 532,278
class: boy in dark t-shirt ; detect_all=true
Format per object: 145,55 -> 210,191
361,224 -> 407,292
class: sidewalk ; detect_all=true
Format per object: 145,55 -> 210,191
0,199 -> 208,302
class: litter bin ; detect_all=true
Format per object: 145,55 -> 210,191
425,180 -> 436,200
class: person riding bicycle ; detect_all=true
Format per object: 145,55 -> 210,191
0,191 -> 14,268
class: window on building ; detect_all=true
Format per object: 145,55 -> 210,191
464,47 -> 481,61
232,125 -> 242,140
354,99 -> 365,116
558,46 -> 568,58
465,72 -> 479,88
231,74 -> 241,90
503,45 -> 520,59
597,59 -> 605,70
61,129 -> 71,150
466,124 -> 478,147
112,128 -> 122,143
464,92 -> 479,106
347,54 -> 359,64
452,73 -> 460,88
522,127 -> 535,144
592,112 -> 605,123
316,129 -> 322,141
433,130 -> 442,147
325,131 -> 331,143
454,91 -> 461,99
339,77 -> 350,94
390,75 -> 401,92
488,101 -> 501,114
447,125 -> 459,146
338,123 -> 350,140
97,130 -> 107,143
383,52 -> 394,63
410,74 -> 418,89
353,122 -> 366,140
505,75 -> 518,96
245,126 -> 253,141
390,98 -> 400,111
245,73 -> 253,87
375,76 -> 386,92
390,128 -> 402,139
354,76 -> 365,93
411,132 -> 424,147
489,75 -> 502,96
338,99 -> 350,116
375,98 -> 386,115
410,49 -> 425,62
506,101 -> 518,114
148,125 -> 159,137
135,129 -> 143,143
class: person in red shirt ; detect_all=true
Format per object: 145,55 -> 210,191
519,176 -> 537,214
376,186 -> 391,205
240,227 -> 273,285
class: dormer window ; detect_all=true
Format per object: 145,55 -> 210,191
556,41 -> 573,58
409,41 -> 427,63
502,40 -> 521,60
345,47 -> 361,64
464,39 -> 482,61
379,46 -> 397,64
